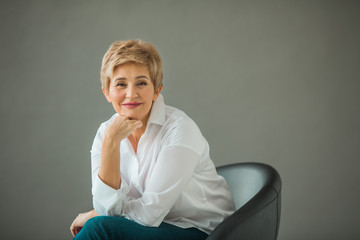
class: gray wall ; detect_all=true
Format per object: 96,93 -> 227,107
1,0 -> 359,239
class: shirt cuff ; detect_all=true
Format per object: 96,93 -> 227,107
92,175 -> 130,216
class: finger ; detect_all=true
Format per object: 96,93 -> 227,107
117,115 -> 129,121
118,115 -> 141,127
70,226 -> 75,237
70,222 -> 77,237
72,226 -> 82,237
70,216 -> 79,237
110,115 -> 128,125
127,121 -> 143,132
131,120 -> 143,128
113,115 -> 140,127
75,227 -> 81,235
70,222 -> 75,237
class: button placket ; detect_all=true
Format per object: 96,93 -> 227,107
131,154 -> 141,192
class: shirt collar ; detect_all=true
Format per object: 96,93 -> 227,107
147,94 -> 165,126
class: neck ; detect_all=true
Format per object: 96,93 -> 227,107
128,104 -> 152,146
128,127 -> 145,154
132,126 -> 145,141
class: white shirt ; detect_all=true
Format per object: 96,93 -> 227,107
91,94 -> 235,234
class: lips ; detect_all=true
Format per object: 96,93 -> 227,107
122,102 -> 142,109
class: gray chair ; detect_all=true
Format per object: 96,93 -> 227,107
207,162 -> 282,240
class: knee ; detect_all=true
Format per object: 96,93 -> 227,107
84,216 -> 108,231
77,216 -> 108,239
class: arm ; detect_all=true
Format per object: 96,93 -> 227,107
91,115 -> 142,215
92,115 -> 204,225
98,136 -> 121,189
70,116 -> 141,236
123,145 -> 200,227
98,115 -> 142,189
92,142 -> 201,225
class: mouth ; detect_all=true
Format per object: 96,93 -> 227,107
122,102 -> 142,109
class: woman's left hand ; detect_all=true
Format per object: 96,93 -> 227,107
70,209 -> 98,237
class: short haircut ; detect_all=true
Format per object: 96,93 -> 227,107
100,39 -> 163,94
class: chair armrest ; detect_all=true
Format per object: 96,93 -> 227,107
207,187 -> 281,240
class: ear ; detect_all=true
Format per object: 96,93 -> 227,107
153,84 -> 163,102
102,88 -> 112,103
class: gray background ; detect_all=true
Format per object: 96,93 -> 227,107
1,0 -> 359,239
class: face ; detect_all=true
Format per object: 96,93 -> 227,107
103,63 -> 162,124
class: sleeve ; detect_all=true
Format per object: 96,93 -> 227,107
123,145 -> 201,227
121,117 -> 205,227
91,115 -> 205,226
90,123 -> 130,216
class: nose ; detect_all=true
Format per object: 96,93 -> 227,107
126,84 -> 138,98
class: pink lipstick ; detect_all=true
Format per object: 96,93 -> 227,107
122,102 -> 142,109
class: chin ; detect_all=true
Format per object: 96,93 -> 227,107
123,113 -> 139,120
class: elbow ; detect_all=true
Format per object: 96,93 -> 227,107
136,216 -> 162,228
93,200 -> 107,216
127,205 -> 169,227
93,199 -> 123,217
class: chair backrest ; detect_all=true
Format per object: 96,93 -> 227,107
208,162 -> 281,240
217,162 -> 281,210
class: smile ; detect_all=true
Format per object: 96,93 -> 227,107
122,102 -> 142,109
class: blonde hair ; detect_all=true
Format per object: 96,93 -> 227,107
100,39 -> 163,94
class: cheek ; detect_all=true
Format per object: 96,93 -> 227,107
109,90 -> 125,102
142,89 -> 156,100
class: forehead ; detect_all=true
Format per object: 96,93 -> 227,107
113,62 -> 150,77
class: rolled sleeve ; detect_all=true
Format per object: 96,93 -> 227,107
123,146 -> 200,227
92,176 -> 130,216
90,119 -> 131,216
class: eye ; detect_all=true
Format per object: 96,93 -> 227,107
137,81 -> 147,86
116,82 -> 127,87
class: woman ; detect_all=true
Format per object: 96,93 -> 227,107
70,39 -> 235,240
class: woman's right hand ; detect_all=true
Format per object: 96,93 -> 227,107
104,115 -> 142,142
70,209 -> 98,237
98,115 -> 142,190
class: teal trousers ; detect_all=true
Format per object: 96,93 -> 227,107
73,216 -> 208,240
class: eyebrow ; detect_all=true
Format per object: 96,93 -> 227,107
114,75 -> 149,81
136,75 -> 149,80
114,77 -> 126,81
